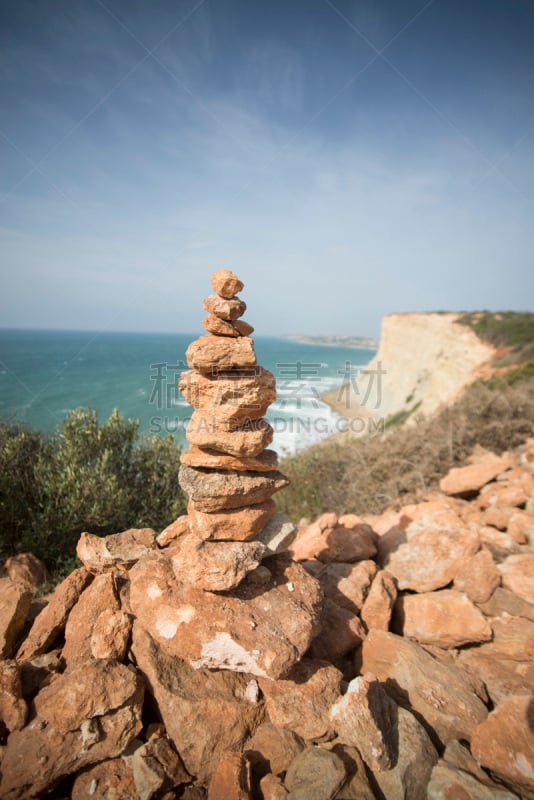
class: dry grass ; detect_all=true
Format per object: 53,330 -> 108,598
276,378 -> 534,521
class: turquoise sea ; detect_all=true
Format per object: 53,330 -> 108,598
0,329 -> 376,454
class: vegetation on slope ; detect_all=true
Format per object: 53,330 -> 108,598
457,310 -> 534,365
0,408 -> 186,578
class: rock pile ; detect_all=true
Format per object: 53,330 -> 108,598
0,276 -> 533,797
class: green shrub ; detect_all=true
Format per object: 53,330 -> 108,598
0,408 -> 186,577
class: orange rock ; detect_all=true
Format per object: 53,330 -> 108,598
203,314 -> 254,337
507,509 -> 534,544
498,553 -> 534,603
439,453 -> 513,495
62,573 -> 120,668
187,499 -> 276,541
289,520 -> 376,563
394,589 -> 492,648
157,514 -> 191,547
90,608 -> 132,661
0,578 -> 32,659
245,722 -> 304,778
471,695 -> 534,799
478,482 -> 528,509
310,598 -> 366,662
457,645 -> 534,705
208,751 -> 251,800
179,367 -> 276,425
453,549 -> 501,603
481,506 -> 515,530
76,528 -> 156,572
2,553 -> 48,590
361,570 -> 397,631
259,773 -> 288,799
258,659 -> 342,741
477,525 -> 521,559
318,560 -> 376,614
186,335 -> 256,372
179,465 -> 289,513
0,662 -> 27,738
283,746 -> 347,799
71,759 -> 137,800
427,761 -> 519,799
181,445 -> 278,472
202,293 -> 246,321
169,534 -> 267,591
211,269 -> 244,299
185,411 -> 273,457
477,586 -> 534,622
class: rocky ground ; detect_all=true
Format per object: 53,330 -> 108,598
0,439 -> 533,799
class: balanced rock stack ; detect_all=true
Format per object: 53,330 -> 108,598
126,271 -> 323,682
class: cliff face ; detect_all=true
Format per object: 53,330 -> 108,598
362,313 -> 495,422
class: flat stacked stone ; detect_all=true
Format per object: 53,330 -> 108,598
176,270 -> 290,591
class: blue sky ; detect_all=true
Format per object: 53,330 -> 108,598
1,0 -> 533,337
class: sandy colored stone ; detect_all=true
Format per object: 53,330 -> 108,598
471,695 -> 534,799
289,520 -> 376,563
129,551 -> 322,680
257,513 -> 297,553
186,411 -> 273,456
477,586 -> 534,621
439,452 -> 514,495
453,549 -> 500,603
328,744 -> 375,800
0,660 -> 143,800
361,569 -> 397,631
181,445 -> 278,472
310,598 -> 366,662
371,706 -> 438,800
394,589 -> 492,648
361,630 -> 487,747
17,567 -> 92,660
211,269 -> 244,298
203,314 -> 254,337
90,608 -> 132,660
76,528 -> 156,572
186,334 -> 256,372
180,367 -> 276,425
0,579 -> 32,659
427,761 -> 520,799
330,673 -> 398,771
487,614 -> 534,661
498,553 -> 534,603
121,733 -> 190,800
62,572 -> 120,668
245,723 -> 304,778
508,509 -> 534,545
179,465 -> 289,512
383,515 -> 480,592
157,514 -> 191,547
457,646 -> 534,705
187,499 -> 276,541
259,774 -> 288,800
19,649 -> 62,698
170,533 -> 267,591
478,482 -> 528,509
202,293 -> 246,321
482,505 -> 516,531
131,623 -> 264,782
478,525 -> 521,559
259,659 -> 342,742
318,560 -> 376,614
72,759 -> 137,800
0,662 -> 27,738
208,751 -> 251,800
2,553 -> 48,590
283,746 -> 347,800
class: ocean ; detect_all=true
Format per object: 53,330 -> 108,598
0,329 -> 376,455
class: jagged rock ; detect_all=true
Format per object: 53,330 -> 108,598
131,624 -> 264,782
457,646 -> 534,705
478,481 -> 528,509
122,733 -> 190,800
361,570 -> 397,631
330,673 -> 398,771
442,739 -> 503,788
207,751 -> 251,799
361,630 -> 488,747
202,294 -> 246,321
508,510 -> 534,545
211,268 -> 244,298
477,586 -> 534,621
383,510 -> 480,592
439,453 -> 513,495
0,579 -> 32,659
478,525 -> 521,559
328,744 -> 376,800
427,761 -> 520,799
0,662 -> 27,740
157,514 -> 190,547
453,549 -> 501,603
245,722 -> 305,778
169,534 -> 267,591
310,598 -> 365,662
259,773 -> 288,799
0,660 -> 144,799
203,314 -> 254,337
186,411 -> 274,456
283,746 -> 347,800
258,659 -> 342,742
178,465 -> 289,512
471,695 -> 534,800
482,505 -> 517,532
179,368 -> 276,424
19,649 -> 62,698
62,572 -> 120,668
394,589 -> 492,648
186,335 -> 256,372
90,608 -> 132,661
370,706 -> 438,800
289,519 -> 376,563
129,551 -> 322,680
72,759 -> 137,800
181,445 -> 279,472
17,567 -> 93,660
187,499 -> 276,541
257,513 -> 297,553
498,554 -> 534,604
487,614 -> 534,661
76,528 -> 156,572
2,553 -> 48,590
316,560 -> 376,614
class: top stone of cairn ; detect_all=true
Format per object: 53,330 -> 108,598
211,269 -> 244,299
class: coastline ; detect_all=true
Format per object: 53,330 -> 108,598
284,334 -> 379,350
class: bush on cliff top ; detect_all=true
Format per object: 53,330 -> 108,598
0,408 -> 186,577
277,378 -> 534,521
